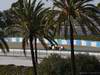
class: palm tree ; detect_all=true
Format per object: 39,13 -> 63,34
0,33 -> 9,53
0,11 -> 9,53
53,0 -> 100,75
97,3 -> 100,8
7,0 -> 57,75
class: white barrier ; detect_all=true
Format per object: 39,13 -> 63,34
5,37 -> 100,47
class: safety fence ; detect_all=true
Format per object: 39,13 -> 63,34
5,37 -> 100,47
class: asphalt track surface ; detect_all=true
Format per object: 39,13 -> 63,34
0,42 -> 100,66
0,45 -> 100,66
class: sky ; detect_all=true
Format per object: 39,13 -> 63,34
0,0 -> 17,11
0,0 -> 99,11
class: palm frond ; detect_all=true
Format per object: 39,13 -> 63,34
39,37 -> 49,50
0,42 -> 6,53
0,38 -> 9,52
22,37 -> 28,56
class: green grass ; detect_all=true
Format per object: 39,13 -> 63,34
55,35 -> 100,41
0,65 -> 33,75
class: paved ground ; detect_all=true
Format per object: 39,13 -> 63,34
0,56 -> 32,66
0,48 -> 100,66
0,42 -> 100,66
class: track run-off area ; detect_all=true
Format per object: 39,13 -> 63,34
0,47 -> 100,66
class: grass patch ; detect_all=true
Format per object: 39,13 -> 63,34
0,64 -> 33,75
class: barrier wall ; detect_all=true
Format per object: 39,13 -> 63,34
5,37 -> 100,48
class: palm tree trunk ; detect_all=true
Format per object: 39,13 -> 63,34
29,35 -> 37,75
69,17 -> 76,75
35,37 -> 38,63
